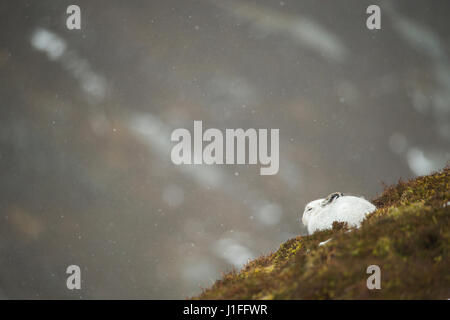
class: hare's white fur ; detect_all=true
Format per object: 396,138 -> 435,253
302,195 -> 376,235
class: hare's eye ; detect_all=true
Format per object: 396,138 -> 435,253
307,208 -> 312,212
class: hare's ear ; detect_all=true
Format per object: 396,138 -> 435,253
321,192 -> 343,206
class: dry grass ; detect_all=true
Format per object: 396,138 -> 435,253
195,166 -> 450,299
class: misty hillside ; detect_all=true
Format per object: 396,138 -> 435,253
2,1 -> 450,299
196,166 -> 450,299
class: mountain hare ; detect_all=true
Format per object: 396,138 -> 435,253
301,192 -> 376,234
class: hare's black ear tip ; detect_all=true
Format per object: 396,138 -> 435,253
330,192 -> 344,199
322,192 -> 344,206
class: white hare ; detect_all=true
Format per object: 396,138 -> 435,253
301,192 -> 376,235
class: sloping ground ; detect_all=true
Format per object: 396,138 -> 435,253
196,167 -> 450,299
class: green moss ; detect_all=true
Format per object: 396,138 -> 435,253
195,166 -> 450,300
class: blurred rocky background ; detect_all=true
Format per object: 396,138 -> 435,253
0,0 -> 449,299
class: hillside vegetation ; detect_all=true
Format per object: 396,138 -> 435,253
196,167 -> 450,299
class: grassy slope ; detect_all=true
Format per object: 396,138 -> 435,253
196,167 -> 450,299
